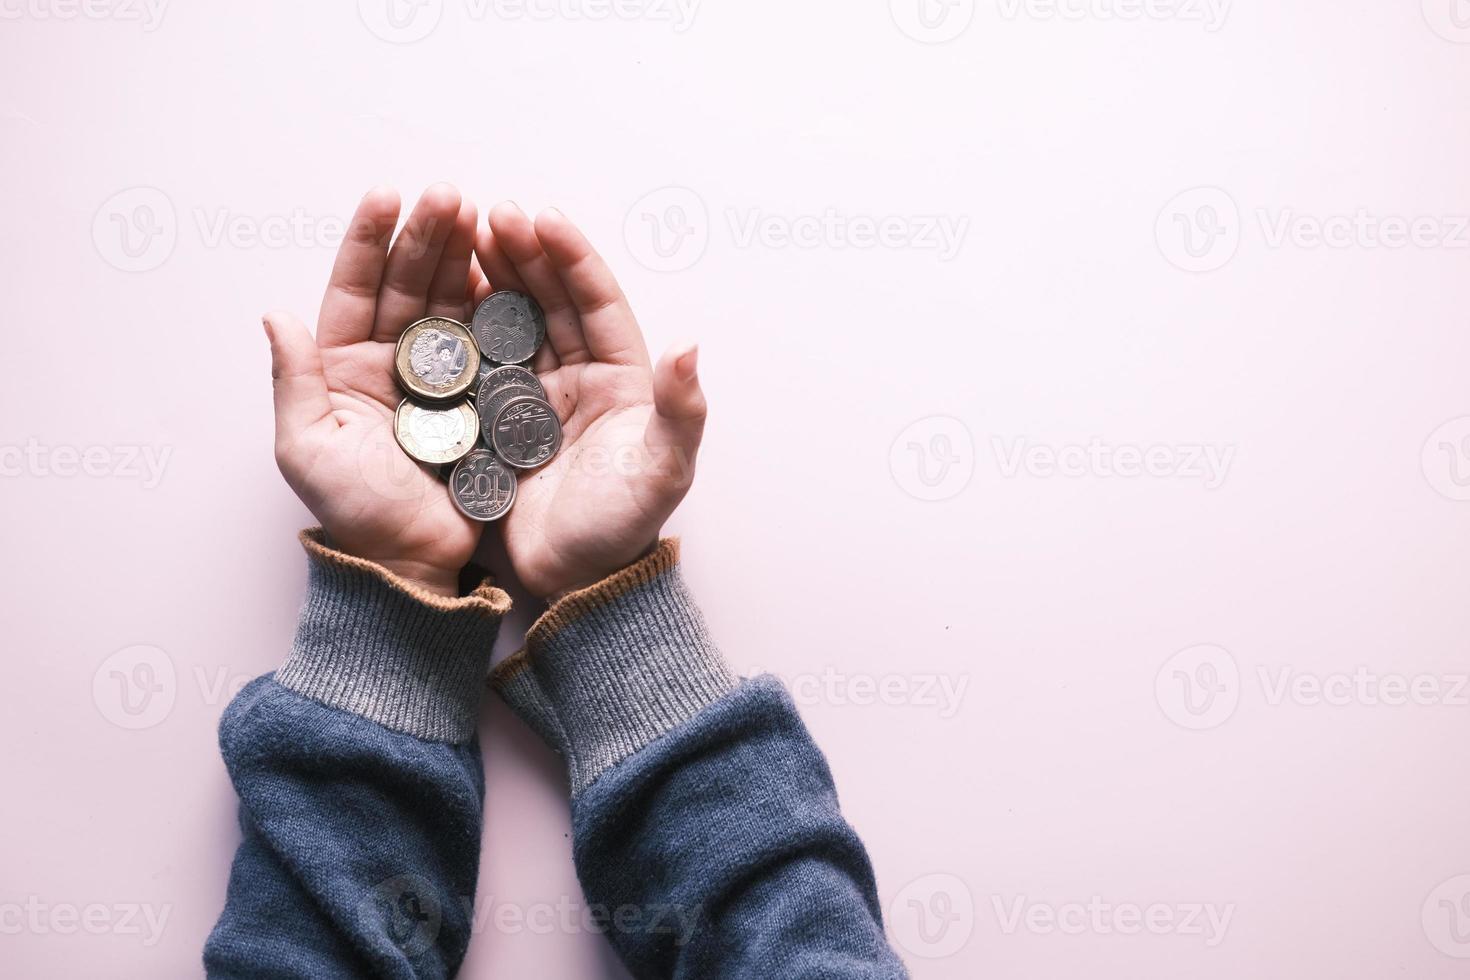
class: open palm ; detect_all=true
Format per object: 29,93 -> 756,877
472,204 -> 706,598
266,185 -> 485,596
267,189 -> 707,600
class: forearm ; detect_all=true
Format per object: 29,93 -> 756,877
492,540 -> 907,978
205,529 -> 510,979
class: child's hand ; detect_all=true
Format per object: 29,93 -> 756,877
265,185 -> 483,598
475,204 -> 707,598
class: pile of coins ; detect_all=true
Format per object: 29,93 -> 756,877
391,291 -> 562,522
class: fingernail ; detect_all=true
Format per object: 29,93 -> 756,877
676,345 -> 699,381
261,315 -> 273,340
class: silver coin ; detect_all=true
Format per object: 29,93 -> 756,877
491,395 -> 562,469
394,317 -> 479,402
472,291 -> 546,365
465,360 -> 496,400
393,399 -> 479,466
476,382 -> 541,444
448,449 -> 517,522
483,364 -> 546,400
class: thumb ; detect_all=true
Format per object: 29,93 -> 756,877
645,342 -> 706,481
264,311 -> 333,450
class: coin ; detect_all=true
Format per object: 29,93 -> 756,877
395,317 -> 480,402
490,395 -> 562,469
393,399 -> 479,466
448,449 -> 517,522
472,291 -> 546,365
476,382 -> 541,444
482,364 -> 546,400
465,360 -> 496,400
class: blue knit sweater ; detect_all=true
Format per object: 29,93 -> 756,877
204,533 -> 906,978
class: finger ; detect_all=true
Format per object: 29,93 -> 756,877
371,183 -> 462,341
534,207 -> 649,368
265,311 -> 335,452
473,222 -> 526,294
425,197 -> 478,321
317,187 -> 400,348
467,255 -> 489,305
645,342 -> 705,487
486,201 -> 591,365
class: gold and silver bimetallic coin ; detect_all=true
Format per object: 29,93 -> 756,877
394,317 -> 480,402
393,399 -> 480,466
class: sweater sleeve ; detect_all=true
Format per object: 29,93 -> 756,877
204,529 -> 511,980
490,539 -> 908,979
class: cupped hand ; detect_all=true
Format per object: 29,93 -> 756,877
472,203 -> 707,598
265,184 -> 484,597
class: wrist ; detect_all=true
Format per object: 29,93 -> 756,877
318,531 -> 463,597
539,537 -> 662,602
374,559 -> 460,598
280,528 -> 513,742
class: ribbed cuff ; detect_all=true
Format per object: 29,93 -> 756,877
490,539 -> 737,796
275,528 -> 511,744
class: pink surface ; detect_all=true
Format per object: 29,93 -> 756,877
4,3 -> 1470,976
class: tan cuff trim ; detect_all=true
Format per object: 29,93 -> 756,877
524,538 -> 679,648
490,648 -> 532,687
299,527 -> 511,617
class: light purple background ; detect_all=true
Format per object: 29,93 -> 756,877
4,1 -> 1470,976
